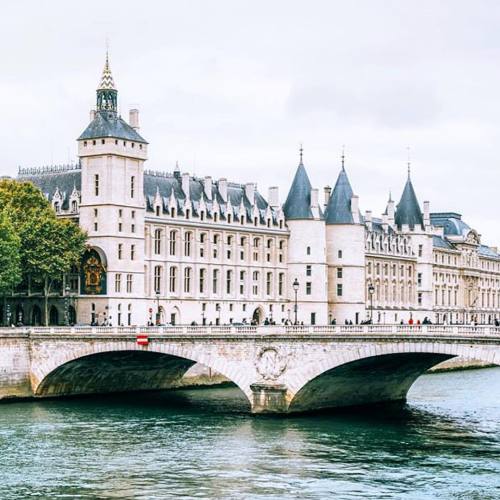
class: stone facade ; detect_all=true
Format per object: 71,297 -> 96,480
7,55 -> 500,327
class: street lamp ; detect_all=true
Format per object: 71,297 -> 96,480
292,278 -> 299,325
155,292 -> 160,325
368,283 -> 375,323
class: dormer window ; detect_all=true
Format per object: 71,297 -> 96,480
71,200 -> 78,212
54,202 -> 60,213
155,206 -> 160,216
186,209 -> 190,219
227,214 -> 232,223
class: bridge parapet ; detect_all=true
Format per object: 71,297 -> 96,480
1,324 -> 499,338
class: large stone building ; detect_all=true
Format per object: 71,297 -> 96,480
9,55 -> 500,326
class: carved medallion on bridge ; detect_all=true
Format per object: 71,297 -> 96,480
255,347 -> 288,381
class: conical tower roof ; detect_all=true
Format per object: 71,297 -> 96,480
395,174 -> 423,228
283,158 -> 314,220
98,52 -> 116,91
325,165 -> 356,224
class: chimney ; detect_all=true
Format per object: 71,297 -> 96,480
382,213 -> 389,232
89,109 -> 96,121
268,186 -> 279,208
387,199 -> 395,224
129,109 -> 140,130
310,188 -> 319,208
423,200 -> 430,227
351,195 -> 360,223
182,173 -> 190,199
204,176 -> 213,200
218,178 -> 227,202
365,210 -> 372,231
245,182 -> 255,206
324,185 -> 332,208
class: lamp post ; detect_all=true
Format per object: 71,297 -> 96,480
155,292 -> 160,325
368,283 -> 375,323
292,278 -> 299,325
64,285 -> 71,326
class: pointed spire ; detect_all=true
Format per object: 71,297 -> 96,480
325,165 -> 356,224
394,157 -> 423,229
96,51 -> 117,112
341,144 -> 345,171
283,150 -> 314,220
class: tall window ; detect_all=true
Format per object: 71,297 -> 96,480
337,283 -> 343,296
226,270 -> 232,294
337,268 -> 342,279
278,273 -> 284,295
306,282 -> 312,295
169,267 -> 177,293
115,273 -> 121,293
154,229 -> 162,255
306,265 -> 312,277
94,174 -> 99,196
118,244 -> 123,259
154,266 -> 162,293
130,176 -> 135,198
199,268 -> 206,293
126,274 -> 133,293
239,271 -> 246,295
131,245 -> 135,260
184,232 -> 192,256
184,267 -> 191,293
266,272 -> 272,295
212,269 -> 219,294
169,230 -> 177,255
252,271 -> 259,295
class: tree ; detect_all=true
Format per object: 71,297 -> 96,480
0,179 -> 87,325
22,213 -> 87,325
0,210 -> 22,325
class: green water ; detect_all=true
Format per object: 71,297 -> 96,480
0,368 -> 499,499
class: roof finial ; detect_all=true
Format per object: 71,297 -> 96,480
389,189 -> 393,202
407,146 -> 411,179
341,144 -> 345,170
299,143 -> 303,164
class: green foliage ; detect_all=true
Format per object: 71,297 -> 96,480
0,209 -> 22,295
0,179 -> 87,324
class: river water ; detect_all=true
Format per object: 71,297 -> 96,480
0,368 -> 499,499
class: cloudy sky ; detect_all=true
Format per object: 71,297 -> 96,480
2,1 -> 499,244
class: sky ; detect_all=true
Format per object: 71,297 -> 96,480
1,0 -> 499,245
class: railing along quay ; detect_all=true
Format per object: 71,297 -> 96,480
1,324 -> 500,338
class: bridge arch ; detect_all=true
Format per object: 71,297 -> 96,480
287,341 -> 499,413
32,340 -> 253,405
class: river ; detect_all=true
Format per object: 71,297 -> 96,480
0,368 -> 499,499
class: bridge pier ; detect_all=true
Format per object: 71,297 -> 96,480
250,383 -> 288,414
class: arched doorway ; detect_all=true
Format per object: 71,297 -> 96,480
252,307 -> 264,325
49,306 -> 59,326
31,305 -> 42,326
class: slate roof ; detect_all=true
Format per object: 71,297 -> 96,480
143,170 -> 279,224
478,245 -> 500,260
282,162 -> 314,220
394,177 -> 423,229
432,235 -> 455,250
325,167 -> 356,224
18,166 -> 82,210
430,212 -> 471,237
78,111 -> 147,143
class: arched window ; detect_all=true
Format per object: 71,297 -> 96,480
154,266 -> 162,294
184,232 -> 192,256
71,200 -> 78,212
212,269 -> 219,294
184,267 -> 192,293
169,267 -> 177,293
169,230 -> 177,255
154,229 -> 162,255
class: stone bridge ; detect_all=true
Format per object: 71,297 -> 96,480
1,325 -> 499,414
